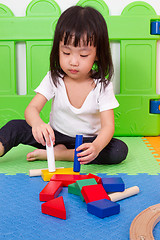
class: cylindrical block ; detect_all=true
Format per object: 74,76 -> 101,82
46,136 -> 56,172
109,186 -> 140,202
73,135 -> 83,172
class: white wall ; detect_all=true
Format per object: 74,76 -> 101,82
0,0 -> 160,94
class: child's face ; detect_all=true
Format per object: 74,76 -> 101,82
59,35 -> 97,81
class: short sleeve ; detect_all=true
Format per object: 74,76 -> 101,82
34,72 -> 56,101
98,82 -> 119,112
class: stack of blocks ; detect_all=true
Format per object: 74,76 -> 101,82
40,173 -> 125,219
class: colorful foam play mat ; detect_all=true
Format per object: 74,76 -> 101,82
1,137 -> 160,240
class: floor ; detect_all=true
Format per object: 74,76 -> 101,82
0,137 -> 160,240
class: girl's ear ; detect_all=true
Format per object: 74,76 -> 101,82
95,56 -> 98,61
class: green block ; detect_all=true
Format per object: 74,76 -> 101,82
68,183 -> 80,196
76,178 -> 97,201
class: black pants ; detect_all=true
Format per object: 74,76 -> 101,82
0,120 -> 128,165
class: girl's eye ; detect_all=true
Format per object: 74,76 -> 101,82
80,55 -> 88,58
63,52 -> 70,55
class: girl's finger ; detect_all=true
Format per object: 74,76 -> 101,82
38,131 -> 46,146
47,128 -> 55,144
77,148 -> 92,157
76,143 -> 90,151
43,130 -> 51,147
78,153 -> 93,164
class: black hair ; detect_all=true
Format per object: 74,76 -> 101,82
50,6 -> 113,87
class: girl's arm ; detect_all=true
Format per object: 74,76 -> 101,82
25,93 -> 55,147
76,109 -> 115,164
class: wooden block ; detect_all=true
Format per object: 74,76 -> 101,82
109,186 -> 140,202
41,196 -> 66,220
29,167 -> 64,177
41,168 -> 79,181
51,174 -> 90,186
87,199 -> 120,218
102,177 -> 125,192
73,134 -> 83,172
39,181 -> 63,202
75,178 -> 97,201
68,183 -> 80,196
81,184 -> 110,204
88,173 -> 102,184
46,137 -> 55,172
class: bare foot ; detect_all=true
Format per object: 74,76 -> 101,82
54,144 -> 74,161
27,149 -> 47,161
0,142 -> 4,157
26,144 -> 74,162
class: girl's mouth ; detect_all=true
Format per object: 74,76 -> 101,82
69,69 -> 78,74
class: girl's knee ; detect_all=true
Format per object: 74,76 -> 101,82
94,140 -> 128,165
7,119 -> 23,127
109,141 -> 128,164
6,119 -> 29,131
0,142 -> 5,157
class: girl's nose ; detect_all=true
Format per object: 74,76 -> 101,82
70,55 -> 79,66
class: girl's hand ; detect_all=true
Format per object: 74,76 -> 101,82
76,143 -> 99,164
32,123 -> 55,147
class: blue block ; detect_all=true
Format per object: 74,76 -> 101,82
150,100 -> 160,114
102,177 -> 125,192
73,135 -> 83,172
151,21 -> 160,35
87,199 -> 120,218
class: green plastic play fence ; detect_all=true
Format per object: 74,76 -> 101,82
0,0 -> 160,136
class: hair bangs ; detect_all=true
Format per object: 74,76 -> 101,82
59,13 -> 97,47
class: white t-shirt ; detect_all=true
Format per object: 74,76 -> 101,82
35,72 -> 119,137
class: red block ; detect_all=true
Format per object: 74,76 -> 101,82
39,181 -> 63,202
50,174 -> 90,186
41,196 -> 66,220
88,173 -> 102,184
81,184 -> 110,204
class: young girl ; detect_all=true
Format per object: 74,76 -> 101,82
0,6 -> 128,165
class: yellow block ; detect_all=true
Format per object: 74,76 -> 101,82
41,168 -> 80,181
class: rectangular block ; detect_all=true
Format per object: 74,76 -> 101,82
68,183 -> 80,196
102,177 -> 125,192
76,178 -> 97,201
41,168 -> 79,181
51,174 -> 89,187
39,181 -> 63,202
81,184 -> 110,204
87,199 -> 120,218
88,173 -> 102,184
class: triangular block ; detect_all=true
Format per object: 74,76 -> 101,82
41,196 -> 66,220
